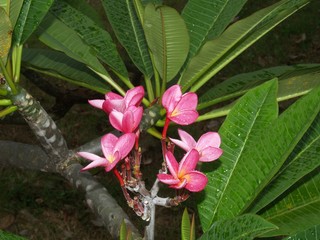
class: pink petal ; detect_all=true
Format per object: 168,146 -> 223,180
101,133 -> 118,157
125,86 -> 144,107
196,132 -> 221,150
169,110 -> 199,125
115,133 -> 135,158
178,129 -> 196,149
184,171 -> 208,192
199,147 -> 223,162
175,92 -> 198,112
132,106 -> 143,130
106,92 -> 123,101
165,151 -> 179,179
78,152 -> 107,171
105,151 -> 121,172
88,99 -> 104,109
103,98 -> 125,113
109,110 -> 124,132
157,173 -> 180,185
178,149 -> 199,176
122,109 -> 134,133
169,138 -> 190,152
170,178 -> 187,189
162,85 -> 182,113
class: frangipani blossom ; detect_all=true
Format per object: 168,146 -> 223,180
157,149 -> 208,192
162,85 -> 198,125
109,106 -> 143,133
170,129 -> 223,162
78,133 -> 135,172
89,86 -> 144,114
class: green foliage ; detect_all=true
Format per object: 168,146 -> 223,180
0,230 -> 27,240
0,7 -> 12,58
198,214 -> 277,240
144,3 -> 189,82
284,224 -> 320,240
12,0 -> 54,46
181,208 -> 195,240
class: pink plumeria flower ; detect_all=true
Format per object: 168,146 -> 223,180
78,133 -> 135,172
157,149 -> 208,192
89,86 -> 144,114
162,85 -> 198,125
109,106 -> 143,133
170,129 -> 223,162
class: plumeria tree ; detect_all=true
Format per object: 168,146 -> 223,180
1,0 -> 320,239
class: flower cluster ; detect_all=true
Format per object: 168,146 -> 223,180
78,84 -> 222,194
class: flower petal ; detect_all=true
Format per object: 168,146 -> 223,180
175,92 -> 198,112
162,85 -> 182,113
78,152 -> 107,171
199,147 -> 223,162
115,133 -> 136,158
165,151 -> 179,179
125,86 -> 144,107
157,173 -> 180,185
105,151 -> 121,172
101,133 -> 118,157
178,149 -> 199,176
170,178 -> 187,189
109,110 -> 124,132
88,99 -> 104,109
196,132 -> 221,150
184,171 -> 208,192
169,110 -> 199,125
178,129 -> 196,149
169,138 -> 190,152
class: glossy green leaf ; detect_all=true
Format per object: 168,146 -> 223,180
260,170 -> 320,237
12,0 -> 54,45
198,81 -> 320,232
248,111 -> 320,213
62,0 -> 105,28
198,214 -> 277,240
38,13 -> 108,76
182,0 -> 247,61
0,230 -> 27,240
198,64 -> 320,110
284,224 -> 320,240
22,48 -> 109,94
181,208 -> 191,240
179,0 -> 309,92
198,80 -> 279,231
101,0 -> 153,77
0,7 -> 12,57
9,0 -> 23,29
0,0 -> 8,13
144,4 -> 189,82
50,0 -> 128,78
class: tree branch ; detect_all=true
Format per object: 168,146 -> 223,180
0,140 -> 142,239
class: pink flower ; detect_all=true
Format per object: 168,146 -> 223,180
157,149 -> 208,192
162,85 -> 198,125
78,133 -> 135,172
89,86 -> 144,114
170,129 -> 223,162
109,106 -> 143,133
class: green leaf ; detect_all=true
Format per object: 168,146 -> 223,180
0,0 -> 9,13
144,4 -> 189,82
0,7 -> 12,58
12,0 -> 54,45
181,208 -> 191,240
22,48 -> 109,93
101,0 -> 153,77
38,13 -> 108,77
50,0 -> 128,78
0,230 -> 27,240
198,80 -> 279,231
182,0 -> 247,61
284,224 -> 320,240
260,170 -> 320,237
198,64 -> 320,110
179,0 -> 309,92
198,214 -> 277,240
9,0 -> 23,29
248,111 -> 320,213
120,220 -> 127,240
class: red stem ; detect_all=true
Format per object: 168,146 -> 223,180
113,168 -> 124,186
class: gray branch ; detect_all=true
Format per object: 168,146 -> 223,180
0,141 -> 141,239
